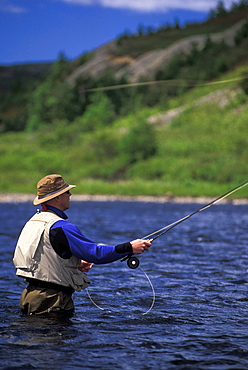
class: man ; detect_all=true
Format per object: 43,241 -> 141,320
13,174 -> 151,315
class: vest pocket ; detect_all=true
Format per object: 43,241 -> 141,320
70,269 -> 90,290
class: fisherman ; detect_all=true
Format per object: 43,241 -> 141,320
13,174 -> 151,315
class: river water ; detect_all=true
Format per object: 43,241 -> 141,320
0,200 -> 248,369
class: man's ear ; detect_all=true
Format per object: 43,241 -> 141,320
46,196 -> 60,206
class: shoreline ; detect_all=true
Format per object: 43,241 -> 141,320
0,193 -> 247,205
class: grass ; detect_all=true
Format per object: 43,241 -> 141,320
0,68 -> 247,200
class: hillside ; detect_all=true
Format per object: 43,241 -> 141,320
0,64 -> 247,198
0,3 -> 248,198
0,63 -> 51,94
0,63 -> 51,132
1,6 -> 248,134
67,10 -> 248,84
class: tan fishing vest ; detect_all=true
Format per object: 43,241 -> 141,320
13,211 -> 90,291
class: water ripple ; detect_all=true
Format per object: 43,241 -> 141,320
0,201 -> 248,369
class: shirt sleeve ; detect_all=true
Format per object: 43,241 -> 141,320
50,220 -> 132,264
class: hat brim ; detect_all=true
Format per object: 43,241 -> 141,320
33,184 -> 76,205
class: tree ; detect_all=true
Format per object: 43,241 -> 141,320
216,1 -> 228,16
26,81 -> 52,131
137,24 -> 145,36
118,120 -> 157,164
240,73 -> 248,95
50,52 -> 69,82
77,92 -> 115,131
210,0 -> 228,17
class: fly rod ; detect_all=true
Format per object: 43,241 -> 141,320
123,180 -> 248,269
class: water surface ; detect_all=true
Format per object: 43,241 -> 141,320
0,200 -> 248,369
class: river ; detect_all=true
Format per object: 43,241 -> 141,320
0,200 -> 247,369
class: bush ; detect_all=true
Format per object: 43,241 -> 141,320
235,19 -> 248,45
36,119 -> 82,147
240,72 -> 248,94
76,92 -> 115,131
118,120 -> 157,164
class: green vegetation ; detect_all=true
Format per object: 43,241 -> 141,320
0,63 -> 51,132
0,1 -> 248,199
0,66 -> 247,199
115,3 -> 248,57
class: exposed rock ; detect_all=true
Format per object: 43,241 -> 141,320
147,88 -> 242,126
67,20 -> 246,85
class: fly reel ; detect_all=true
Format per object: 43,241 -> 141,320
127,256 -> 140,269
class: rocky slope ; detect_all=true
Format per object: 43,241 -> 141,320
67,19 -> 246,85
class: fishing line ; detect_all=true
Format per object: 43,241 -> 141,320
86,181 -> 247,314
122,180 -> 248,264
85,75 -> 247,93
144,180 -> 248,241
86,287 -> 107,312
85,267 -> 156,315
140,267 -> 156,316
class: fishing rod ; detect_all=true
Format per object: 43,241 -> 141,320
123,180 -> 248,269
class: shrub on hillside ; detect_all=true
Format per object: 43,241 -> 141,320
240,72 -> 248,95
235,19 -> 248,45
118,120 -> 157,164
76,92 -> 115,131
155,37 -> 229,86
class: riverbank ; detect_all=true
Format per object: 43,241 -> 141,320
0,193 -> 247,205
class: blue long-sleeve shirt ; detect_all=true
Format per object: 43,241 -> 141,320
47,205 -> 132,264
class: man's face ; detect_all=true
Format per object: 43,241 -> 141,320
58,190 -> 71,211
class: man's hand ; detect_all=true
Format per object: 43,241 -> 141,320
130,239 -> 152,254
78,260 -> 93,273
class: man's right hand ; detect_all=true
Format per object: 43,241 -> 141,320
130,239 -> 152,254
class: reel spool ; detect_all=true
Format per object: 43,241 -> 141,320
127,256 -> 140,269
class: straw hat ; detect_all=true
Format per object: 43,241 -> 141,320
33,174 -> 76,205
